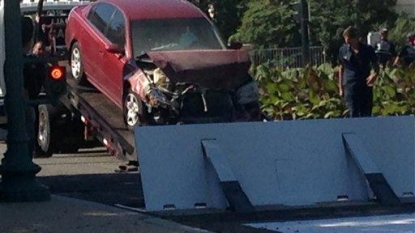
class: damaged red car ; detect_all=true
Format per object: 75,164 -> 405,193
65,0 -> 261,128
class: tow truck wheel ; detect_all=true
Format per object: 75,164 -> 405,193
36,104 -> 57,157
123,91 -> 146,130
70,42 -> 86,85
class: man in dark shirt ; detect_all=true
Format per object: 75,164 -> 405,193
23,41 -> 46,100
338,26 -> 379,117
374,28 -> 396,68
22,39 -> 46,158
393,32 -> 415,67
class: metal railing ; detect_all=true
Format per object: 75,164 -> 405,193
249,46 -> 326,69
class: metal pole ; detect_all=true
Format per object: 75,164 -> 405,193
0,0 -> 50,202
300,0 -> 310,66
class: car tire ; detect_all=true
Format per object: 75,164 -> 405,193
36,104 -> 57,158
123,91 -> 147,130
70,42 -> 87,85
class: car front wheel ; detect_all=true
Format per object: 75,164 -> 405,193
123,91 -> 147,130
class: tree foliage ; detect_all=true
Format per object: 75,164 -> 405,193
190,0 -> 401,63
231,0 -> 300,48
387,13 -> 415,52
188,0 -> 248,42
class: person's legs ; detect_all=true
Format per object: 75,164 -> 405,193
359,86 -> 373,117
344,83 -> 359,117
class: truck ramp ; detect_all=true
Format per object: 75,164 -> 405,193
62,78 -> 136,160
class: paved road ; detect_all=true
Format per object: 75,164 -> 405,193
0,144 -> 145,207
35,148 -> 146,209
0,142 -> 275,233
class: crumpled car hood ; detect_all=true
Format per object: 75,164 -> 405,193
145,50 -> 251,90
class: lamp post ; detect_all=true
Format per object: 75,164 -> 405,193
0,0 -> 50,202
291,0 -> 310,66
299,0 -> 310,66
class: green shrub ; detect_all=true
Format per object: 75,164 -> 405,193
254,63 -> 415,120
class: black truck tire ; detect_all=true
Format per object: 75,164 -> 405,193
36,104 -> 84,156
36,104 -> 57,158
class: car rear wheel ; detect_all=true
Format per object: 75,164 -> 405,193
123,91 -> 147,130
70,42 -> 86,85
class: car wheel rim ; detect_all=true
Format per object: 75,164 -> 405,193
125,94 -> 140,127
71,48 -> 81,80
38,111 -> 48,146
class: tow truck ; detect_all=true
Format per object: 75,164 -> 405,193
0,0 -> 133,159
14,0 -> 102,157
25,0 -> 156,159
0,0 -> 125,158
0,0 -> 83,140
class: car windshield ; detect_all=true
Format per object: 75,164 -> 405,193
131,17 -> 226,57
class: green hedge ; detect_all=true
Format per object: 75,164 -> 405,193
253,64 -> 415,120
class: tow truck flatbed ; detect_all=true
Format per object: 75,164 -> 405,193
59,75 -> 136,160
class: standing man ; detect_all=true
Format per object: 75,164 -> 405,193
393,32 -> 415,67
338,26 -> 379,118
24,41 -> 45,100
374,28 -> 396,68
23,40 -> 46,157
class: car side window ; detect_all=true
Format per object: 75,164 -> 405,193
106,9 -> 125,48
87,3 -> 115,34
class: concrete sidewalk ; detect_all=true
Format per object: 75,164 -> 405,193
0,195 -> 210,233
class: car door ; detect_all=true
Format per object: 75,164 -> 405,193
100,8 -> 127,108
82,3 -> 115,97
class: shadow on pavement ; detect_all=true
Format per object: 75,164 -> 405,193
37,172 -> 145,208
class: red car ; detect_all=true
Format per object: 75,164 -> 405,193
65,0 -> 260,128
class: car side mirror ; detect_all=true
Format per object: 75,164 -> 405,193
227,41 -> 243,50
105,43 -> 125,54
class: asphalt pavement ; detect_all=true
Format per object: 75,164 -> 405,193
0,141 -> 276,233
0,195 -> 211,233
0,142 -> 212,233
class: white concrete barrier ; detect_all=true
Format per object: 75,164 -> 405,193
134,116 -> 415,212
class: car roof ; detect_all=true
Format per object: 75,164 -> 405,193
98,0 -> 205,20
